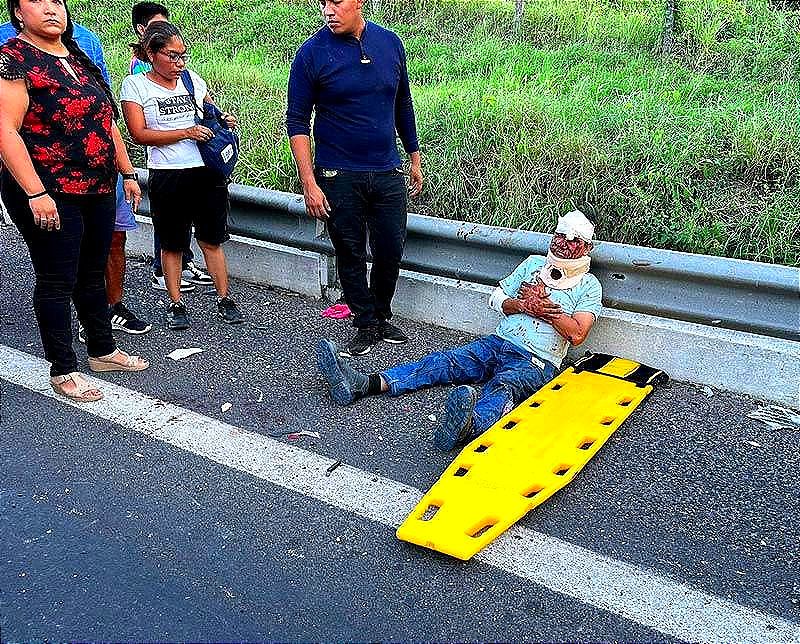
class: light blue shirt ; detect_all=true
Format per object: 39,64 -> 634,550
0,21 -> 110,84
495,255 -> 603,367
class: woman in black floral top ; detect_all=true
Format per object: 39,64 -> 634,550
0,0 -> 150,402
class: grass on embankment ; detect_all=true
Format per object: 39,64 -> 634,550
70,0 -> 799,265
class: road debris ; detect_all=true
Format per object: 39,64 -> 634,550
694,384 -> 713,397
167,347 -> 204,361
748,404 -> 800,431
221,403 -> 232,413
287,430 -> 320,440
321,303 -> 351,319
325,460 -> 342,476
268,429 -> 294,438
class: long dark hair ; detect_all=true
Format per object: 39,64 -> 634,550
6,0 -> 119,119
131,21 -> 183,64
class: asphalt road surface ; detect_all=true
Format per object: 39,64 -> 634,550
1,223 -> 798,642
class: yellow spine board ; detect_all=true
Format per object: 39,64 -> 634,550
396,355 -> 664,560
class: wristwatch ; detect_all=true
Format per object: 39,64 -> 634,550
122,172 -> 138,181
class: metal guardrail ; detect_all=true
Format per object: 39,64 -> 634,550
137,173 -> 800,341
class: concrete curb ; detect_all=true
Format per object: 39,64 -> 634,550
127,217 -> 799,408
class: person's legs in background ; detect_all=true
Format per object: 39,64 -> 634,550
321,170 -> 380,357
149,169 -> 193,330
366,169 -> 409,345
104,176 -> 151,335
181,233 -> 213,286
191,167 -> 243,325
151,226 -> 196,293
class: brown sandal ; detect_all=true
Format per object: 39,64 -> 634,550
88,348 -> 150,373
50,372 -> 103,403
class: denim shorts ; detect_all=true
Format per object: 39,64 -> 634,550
114,175 -> 137,232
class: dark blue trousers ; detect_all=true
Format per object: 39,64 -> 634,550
316,168 -> 407,329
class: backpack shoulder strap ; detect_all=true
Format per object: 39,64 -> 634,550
180,70 -> 202,121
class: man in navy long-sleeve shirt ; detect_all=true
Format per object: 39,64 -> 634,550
287,0 -> 423,358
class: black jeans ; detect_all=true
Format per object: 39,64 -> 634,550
316,168 -> 407,329
2,176 -> 116,376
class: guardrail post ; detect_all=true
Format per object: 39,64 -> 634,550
315,219 -> 342,302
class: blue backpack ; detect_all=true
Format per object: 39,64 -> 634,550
181,70 -> 240,180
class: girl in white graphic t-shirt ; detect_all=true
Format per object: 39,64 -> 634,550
121,21 -> 243,330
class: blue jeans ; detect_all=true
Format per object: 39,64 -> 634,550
381,334 -> 557,434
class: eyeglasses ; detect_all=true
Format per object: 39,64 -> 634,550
159,50 -> 190,64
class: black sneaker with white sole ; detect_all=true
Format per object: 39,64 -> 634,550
182,261 -> 214,286
217,296 -> 244,324
340,325 -> 381,357
379,320 -> 409,344
167,301 -> 190,330
110,302 -> 152,334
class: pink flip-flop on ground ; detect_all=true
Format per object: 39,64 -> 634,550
321,303 -> 352,319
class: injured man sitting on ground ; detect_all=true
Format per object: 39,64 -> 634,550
316,209 -> 603,451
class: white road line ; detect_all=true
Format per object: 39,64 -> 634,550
2,343 -> 798,644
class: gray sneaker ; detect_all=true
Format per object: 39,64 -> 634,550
433,385 -> 478,451
316,339 -> 369,405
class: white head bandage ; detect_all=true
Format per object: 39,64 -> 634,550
556,210 -> 594,242
540,210 -> 594,290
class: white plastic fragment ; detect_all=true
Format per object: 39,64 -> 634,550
747,404 -> 800,431
221,403 -> 232,413
167,347 -> 204,361
427,414 -> 437,422
292,430 -> 319,438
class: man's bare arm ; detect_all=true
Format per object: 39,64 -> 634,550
548,311 -> 596,346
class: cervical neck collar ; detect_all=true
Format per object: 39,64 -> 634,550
540,251 -> 591,290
